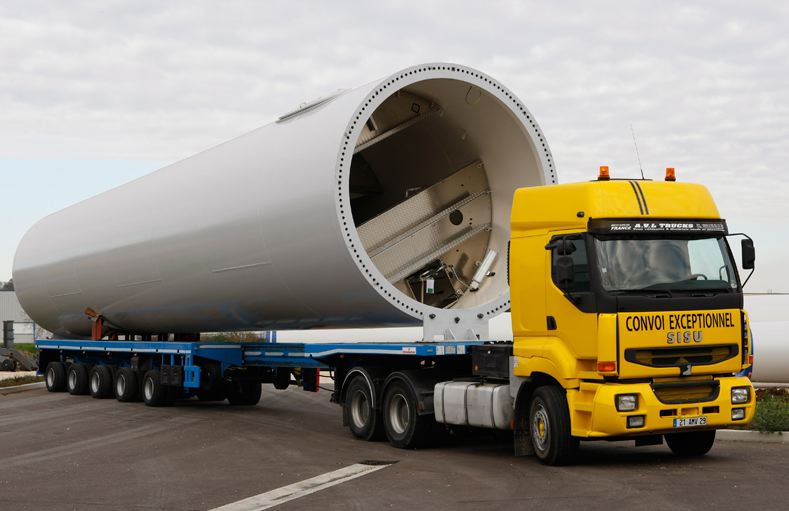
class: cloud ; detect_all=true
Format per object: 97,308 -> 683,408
1,0 -> 787,288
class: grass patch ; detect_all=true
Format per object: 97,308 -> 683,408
0,375 -> 43,388
750,388 -> 789,432
11,343 -> 38,356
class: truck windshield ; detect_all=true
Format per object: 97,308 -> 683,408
593,236 -> 738,292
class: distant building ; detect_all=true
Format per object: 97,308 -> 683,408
0,290 -> 46,343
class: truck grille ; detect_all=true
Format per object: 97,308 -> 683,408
652,380 -> 720,404
625,344 -> 737,368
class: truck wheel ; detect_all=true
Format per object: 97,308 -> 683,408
142,370 -> 168,407
344,375 -> 383,441
273,367 -> 290,390
382,379 -> 430,449
226,381 -> 262,406
665,430 -> 716,457
89,365 -> 114,399
529,386 -> 578,466
67,363 -> 90,395
45,362 -> 67,392
115,368 -> 139,402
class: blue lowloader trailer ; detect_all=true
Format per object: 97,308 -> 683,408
36,338 -> 498,447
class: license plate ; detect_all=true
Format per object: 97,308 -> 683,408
673,416 -> 707,428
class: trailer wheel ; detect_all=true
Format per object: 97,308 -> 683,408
89,365 -> 114,399
273,367 -> 291,390
142,370 -> 168,407
665,430 -> 716,457
528,385 -> 578,466
344,375 -> 383,441
382,379 -> 430,449
45,362 -> 67,392
115,368 -> 139,402
226,381 -> 262,406
67,363 -> 90,395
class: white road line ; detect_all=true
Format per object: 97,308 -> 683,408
210,462 -> 391,511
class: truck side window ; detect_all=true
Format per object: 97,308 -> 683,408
551,236 -> 590,293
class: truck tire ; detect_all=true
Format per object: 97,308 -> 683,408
142,370 -> 169,407
665,430 -> 716,457
382,379 -> 431,449
226,381 -> 262,406
67,363 -> 90,395
528,385 -> 578,466
114,368 -> 139,402
273,367 -> 290,390
45,362 -> 67,392
343,375 -> 383,441
89,365 -> 114,399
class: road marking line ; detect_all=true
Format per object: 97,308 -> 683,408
210,462 -> 392,511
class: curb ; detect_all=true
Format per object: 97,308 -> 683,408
717,429 -> 788,443
0,381 -> 46,395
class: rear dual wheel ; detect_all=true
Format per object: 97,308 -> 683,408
382,380 -> 432,449
67,363 -> 90,395
226,380 -> 262,406
142,370 -> 178,407
45,362 -> 67,392
343,375 -> 383,441
89,365 -> 114,399
115,368 -> 139,402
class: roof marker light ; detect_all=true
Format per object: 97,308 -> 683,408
598,166 -> 610,181
665,167 -> 676,181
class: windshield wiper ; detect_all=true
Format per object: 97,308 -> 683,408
608,288 -> 673,298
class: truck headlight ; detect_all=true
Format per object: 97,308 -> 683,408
616,394 -> 638,411
731,387 -> 751,404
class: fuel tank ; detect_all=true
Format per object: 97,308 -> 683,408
13,63 -> 556,339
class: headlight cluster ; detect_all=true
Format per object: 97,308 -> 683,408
616,394 -> 638,412
731,387 -> 751,404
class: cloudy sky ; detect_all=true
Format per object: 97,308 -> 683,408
1,1 -> 787,291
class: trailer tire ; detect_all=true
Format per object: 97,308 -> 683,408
115,368 -> 139,402
226,381 -> 262,406
273,367 -> 290,390
67,363 -> 90,395
665,430 -> 715,457
89,365 -> 114,399
382,379 -> 431,449
142,370 -> 168,407
45,362 -> 67,392
528,385 -> 578,466
344,375 -> 383,441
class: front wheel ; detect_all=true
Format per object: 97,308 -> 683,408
665,430 -> 716,457
528,385 -> 578,466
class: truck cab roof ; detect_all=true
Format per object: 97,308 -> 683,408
511,179 -> 721,236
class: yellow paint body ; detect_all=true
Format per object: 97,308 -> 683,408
510,179 -> 755,438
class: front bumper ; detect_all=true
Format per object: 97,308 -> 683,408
567,376 -> 755,438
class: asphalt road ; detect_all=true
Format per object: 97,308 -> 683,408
1,385 -> 787,511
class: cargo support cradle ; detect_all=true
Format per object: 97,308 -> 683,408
35,339 -> 486,390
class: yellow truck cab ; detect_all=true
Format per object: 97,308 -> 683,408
509,169 -> 756,465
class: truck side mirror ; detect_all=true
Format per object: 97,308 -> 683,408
555,256 -> 575,289
741,239 -> 755,270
